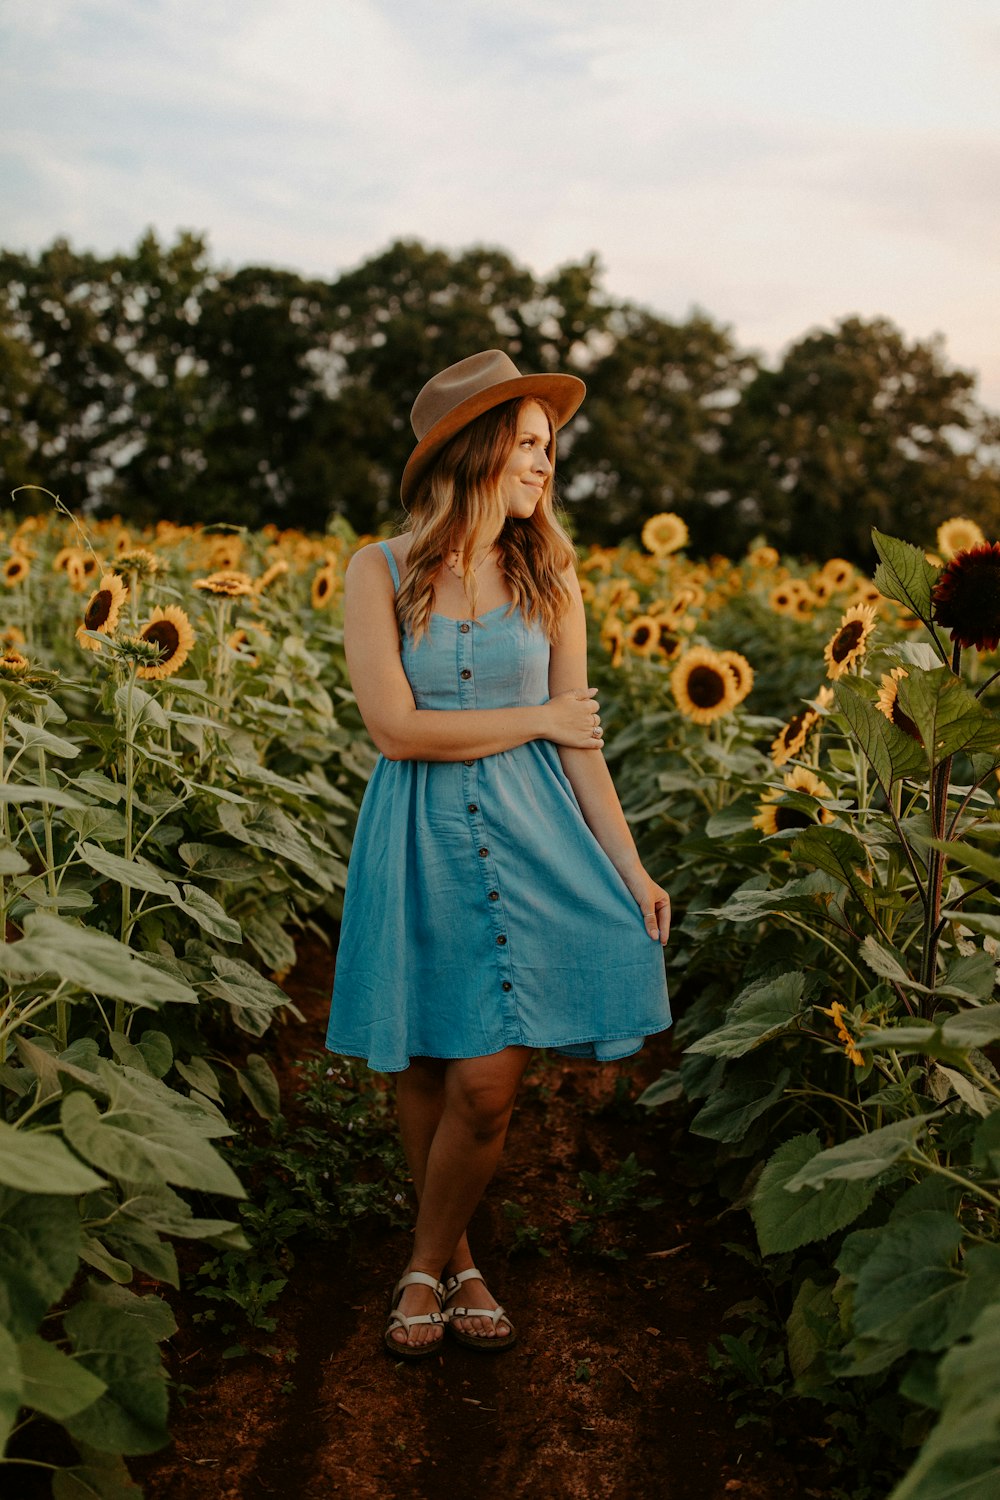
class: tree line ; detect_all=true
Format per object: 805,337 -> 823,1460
1,232 -> 998,560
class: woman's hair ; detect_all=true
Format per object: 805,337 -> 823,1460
396,396 -> 577,642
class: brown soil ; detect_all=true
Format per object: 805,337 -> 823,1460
130,933 -> 816,1500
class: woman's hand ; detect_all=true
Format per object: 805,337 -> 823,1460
623,871 -> 671,944
541,687 -> 604,749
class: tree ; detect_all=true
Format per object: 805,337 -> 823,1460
720,316 -> 1000,563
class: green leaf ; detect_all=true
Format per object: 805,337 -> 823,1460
931,839 -> 1000,885
177,841 -> 261,883
62,1298 -> 169,1455
859,934 -> 915,987
241,907 -> 297,971
852,1211 -> 965,1352
871,528 -> 940,635
939,1006 -> 1000,1051
61,1068 -> 245,1199
940,951 -> 998,1004
6,716 -> 81,759
0,783 -> 88,808
0,1321 -> 23,1452
216,801 -> 336,892
176,883 -> 242,944
699,870 -> 838,924
76,841 -> 177,896
205,952 -> 297,1036
689,1065 -> 791,1142
52,1447 -> 144,1500
0,1118 -> 107,1194
636,1068 -> 684,1108
898,670 -> 1000,772
791,825 -> 878,917
0,909 -> 199,1007
174,1055 -> 223,1103
787,1277 -> 839,1383
17,1333 -> 108,1420
751,1132 -> 879,1255
889,1304 -> 1000,1500
947,910 -> 1000,940
236,1054 -> 281,1120
0,1188 -> 81,1338
117,1029 -> 173,1080
786,1114 -> 932,1188
687,973 -> 806,1058
834,676 -> 926,788
86,1282 -> 178,1344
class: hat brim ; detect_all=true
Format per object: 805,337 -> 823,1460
400,373 -> 586,507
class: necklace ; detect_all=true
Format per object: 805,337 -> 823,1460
445,545 -> 494,578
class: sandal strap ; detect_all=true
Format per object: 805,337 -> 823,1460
444,1267 -> 485,1295
445,1303 -> 509,1327
387,1308 -> 444,1334
393,1270 -> 445,1302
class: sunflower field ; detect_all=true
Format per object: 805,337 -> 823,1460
1,492 -> 999,1498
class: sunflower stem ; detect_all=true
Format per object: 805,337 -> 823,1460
34,704 -> 67,1051
115,665 -> 138,1036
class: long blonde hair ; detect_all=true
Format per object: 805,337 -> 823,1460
396,397 -> 576,643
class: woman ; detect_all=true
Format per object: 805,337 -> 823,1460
326,349 -> 671,1359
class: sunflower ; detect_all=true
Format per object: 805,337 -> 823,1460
768,582 -> 800,617
65,554 -> 88,592
75,572 -> 129,652
113,528 -> 133,556
753,766 -> 835,835
255,558 -> 290,594
80,555 -> 101,582
823,603 -> 878,680
0,649 -> 30,677
808,572 -> 835,604
791,586 -> 818,620
600,579 -> 641,615
135,606 -> 196,680
937,517 -> 986,560
193,570 -> 256,598
3,554 -> 30,588
207,537 -> 245,571
311,564 -> 339,610
114,547 -> 164,582
820,558 -> 855,591
641,512 -> 689,557
931,542 -> 1000,652
1,626 -> 26,647
600,615 -> 625,668
579,548 -> 614,576
874,666 -> 921,741
748,545 -> 780,569
655,622 -> 682,659
770,706 -> 821,767
818,1001 -> 866,1067
626,615 -> 660,656
578,575 -> 596,604
671,647 -> 740,725
52,546 -> 77,574
719,650 -> 754,704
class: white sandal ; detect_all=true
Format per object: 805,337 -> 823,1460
383,1270 -> 446,1360
443,1267 -> 517,1352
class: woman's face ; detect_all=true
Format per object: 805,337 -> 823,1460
499,401 -> 553,519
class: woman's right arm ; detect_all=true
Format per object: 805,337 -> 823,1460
342,545 -> 605,763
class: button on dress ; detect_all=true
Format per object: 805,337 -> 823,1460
325,542 -> 671,1073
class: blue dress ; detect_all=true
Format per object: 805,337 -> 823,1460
325,542 -> 671,1073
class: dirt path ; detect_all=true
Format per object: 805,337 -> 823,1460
134,934 -> 808,1500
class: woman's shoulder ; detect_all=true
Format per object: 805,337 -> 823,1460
346,534 -> 413,580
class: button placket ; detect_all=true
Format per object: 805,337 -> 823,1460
458,651 -> 516,1032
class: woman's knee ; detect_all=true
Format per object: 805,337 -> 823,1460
448,1078 -> 518,1142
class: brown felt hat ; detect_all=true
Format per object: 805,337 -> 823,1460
400,349 -> 586,507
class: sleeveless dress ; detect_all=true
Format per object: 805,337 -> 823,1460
325,542 -> 671,1073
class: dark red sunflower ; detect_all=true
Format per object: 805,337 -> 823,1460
931,542 -> 1000,651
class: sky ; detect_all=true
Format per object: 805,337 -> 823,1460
2,0 -> 999,410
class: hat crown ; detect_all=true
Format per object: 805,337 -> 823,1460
410,350 -> 521,441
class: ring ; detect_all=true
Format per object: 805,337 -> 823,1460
591,727 -> 602,738
642,911 -> 655,919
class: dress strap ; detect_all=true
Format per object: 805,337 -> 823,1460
378,540 -> 401,592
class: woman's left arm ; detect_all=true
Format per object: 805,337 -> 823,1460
549,569 -> 671,946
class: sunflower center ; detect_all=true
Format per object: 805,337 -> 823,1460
632,625 -> 651,648
775,806 -> 814,832
830,621 -> 864,662
143,621 -> 180,659
687,665 -> 727,709
85,590 -> 113,629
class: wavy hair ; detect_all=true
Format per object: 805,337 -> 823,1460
396,397 -> 576,643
